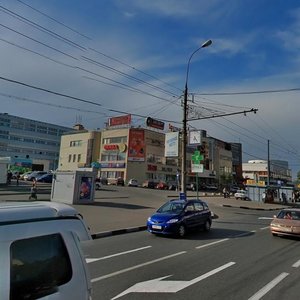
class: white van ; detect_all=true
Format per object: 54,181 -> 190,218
0,201 -> 93,300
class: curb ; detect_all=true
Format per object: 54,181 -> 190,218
92,225 -> 147,239
222,204 -> 282,211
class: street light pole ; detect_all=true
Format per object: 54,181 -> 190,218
181,40 -> 212,195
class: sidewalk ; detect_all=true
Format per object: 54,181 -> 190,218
0,183 -> 290,238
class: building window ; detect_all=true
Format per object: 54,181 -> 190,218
37,126 -> 48,134
77,154 -> 81,162
70,140 -> 82,147
103,136 -> 127,144
73,154 -> 76,162
68,154 -> 71,162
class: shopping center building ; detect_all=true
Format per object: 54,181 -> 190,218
58,114 -> 243,187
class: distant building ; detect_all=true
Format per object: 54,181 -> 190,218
57,123 -> 243,188
58,124 -> 101,171
0,113 -> 72,171
242,159 -> 292,186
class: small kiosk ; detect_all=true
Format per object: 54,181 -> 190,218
51,170 -> 96,204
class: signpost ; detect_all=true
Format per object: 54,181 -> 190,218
191,150 -> 204,199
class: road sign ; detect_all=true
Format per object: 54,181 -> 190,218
192,163 -> 204,173
191,150 -> 203,164
191,150 -> 204,173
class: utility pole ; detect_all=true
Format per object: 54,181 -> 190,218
267,139 -> 270,187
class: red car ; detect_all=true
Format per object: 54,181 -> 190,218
156,181 -> 168,190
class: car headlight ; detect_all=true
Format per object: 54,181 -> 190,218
167,218 -> 179,224
147,217 -> 152,222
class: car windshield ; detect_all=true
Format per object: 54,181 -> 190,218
157,201 -> 185,214
277,210 -> 300,220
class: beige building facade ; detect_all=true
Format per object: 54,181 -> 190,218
99,127 -> 178,184
58,123 -> 241,187
58,125 -> 101,171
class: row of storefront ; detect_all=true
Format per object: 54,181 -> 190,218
58,117 -> 243,187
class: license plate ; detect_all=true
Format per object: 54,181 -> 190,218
281,227 -> 292,232
152,225 -> 162,230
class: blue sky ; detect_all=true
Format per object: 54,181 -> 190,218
1,0 -> 300,178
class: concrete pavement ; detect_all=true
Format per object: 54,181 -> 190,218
0,181 -> 290,239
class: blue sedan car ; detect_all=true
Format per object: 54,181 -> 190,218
147,199 -> 212,237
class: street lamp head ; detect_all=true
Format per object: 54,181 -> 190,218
201,39 -> 212,48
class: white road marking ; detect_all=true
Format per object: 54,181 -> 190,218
91,251 -> 186,283
111,261 -> 236,299
231,230 -> 256,238
258,217 -> 274,220
196,238 -> 229,249
292,259 -> 300,268
248,272 -> 289,300
260,226 -> 270,230
86,246 -> 152,263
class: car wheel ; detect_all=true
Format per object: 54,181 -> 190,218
272,233 -> 278,237
177,224 -> 186,238
203,220 -> 211,232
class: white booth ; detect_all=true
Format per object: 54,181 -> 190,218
0,157 -> 11,184
51,170 -> 96,204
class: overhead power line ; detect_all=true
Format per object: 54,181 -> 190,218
194,87 -> 300,96
0,75 -> 182,124
16,0 -> 92,40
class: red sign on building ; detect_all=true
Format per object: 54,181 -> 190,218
108,115 -> 131,127
103,144 -> 119,151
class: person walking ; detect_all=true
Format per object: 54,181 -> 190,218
16,172 -> 20,186
29,181 -> 37,200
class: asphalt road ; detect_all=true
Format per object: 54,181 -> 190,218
83,207 -> 300,300
1,182 -> 297,299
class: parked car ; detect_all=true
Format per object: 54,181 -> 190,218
128,178 -> 138,187
99,177 -> 108,185
36,173 -> 53,183
147,198 -> 212,237
270,208 -> 300,237
25,171 -> 48,181
156,181 -> 168,190
190,182 -> 207,191
205,184 -> 218,191
108,177 -> 124,186
229,185 -> 239,193
167,181 -> 178,191
20,171 -> 33,181
142,180 -> 158,189
234,190 -> 250,200
0,201 -> 92,299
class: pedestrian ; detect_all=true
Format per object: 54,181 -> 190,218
262,191 -> 266,202
281,192 -> 287,205
223,187 -> 227,198
29,182 -> 37,200
16,172 -> 20,186
7,171 -> 12,185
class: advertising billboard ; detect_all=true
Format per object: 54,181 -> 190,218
165,132 -> 179,157
128,129 -> 145,161
108,114 -> 131,127
146,117 -> 165,130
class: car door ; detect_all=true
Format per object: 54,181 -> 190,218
194,201 -> 210,225
183,202 -> 198,229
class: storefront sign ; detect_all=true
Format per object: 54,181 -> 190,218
146,117 -> 165,130
108,114 -> 131,127
100,162 -> 126,168
104,144 -> 119,151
